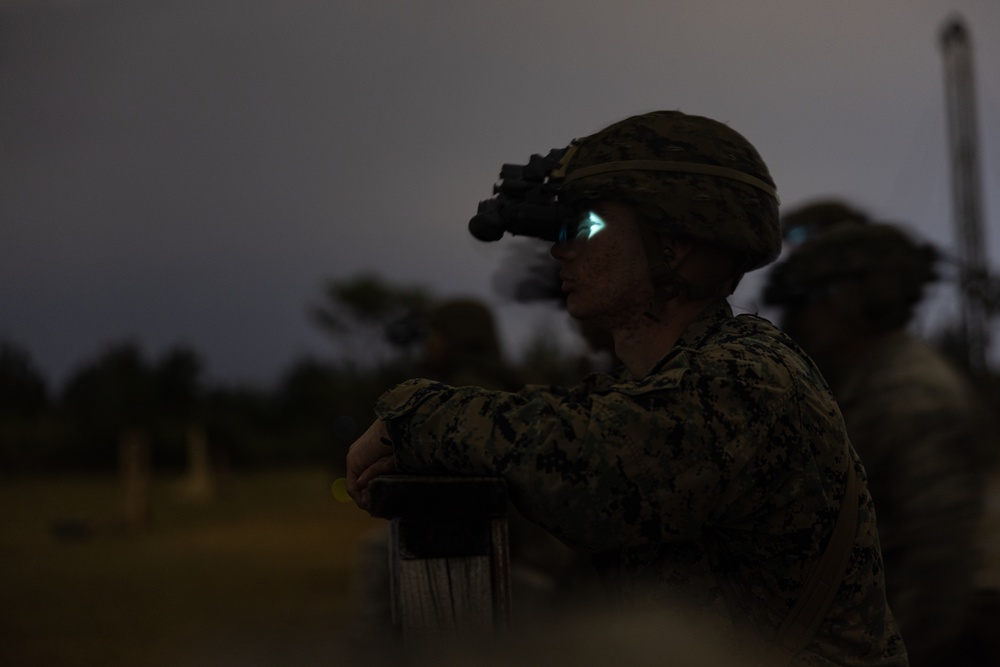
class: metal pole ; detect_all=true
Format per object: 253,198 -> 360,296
940,16 -> 990,373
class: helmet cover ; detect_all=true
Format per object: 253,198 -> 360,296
554,110 -> 781,270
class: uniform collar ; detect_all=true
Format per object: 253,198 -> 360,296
674,299 -> 733,350
643,299 -> 733,377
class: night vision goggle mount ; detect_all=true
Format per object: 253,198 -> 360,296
468,147 -> 584,243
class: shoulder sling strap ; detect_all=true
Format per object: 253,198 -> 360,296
773,461 -> 861,661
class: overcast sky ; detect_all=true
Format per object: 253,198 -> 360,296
2,0 -> 999,389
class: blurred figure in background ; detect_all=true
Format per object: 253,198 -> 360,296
350,297 -> 584,648
407,607 -> 753,667
779,198 -> 870,248
764,218 -> 994,667
417,298 -> 523,390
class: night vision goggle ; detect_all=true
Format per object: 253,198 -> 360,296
468,147 -> 584,244
468,143 -> 780,244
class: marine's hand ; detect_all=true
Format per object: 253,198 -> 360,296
346,419 -> 396,511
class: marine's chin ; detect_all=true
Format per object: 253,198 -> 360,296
565,294 -> 598,322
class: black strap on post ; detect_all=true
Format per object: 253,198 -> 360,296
368,476 -> 511,641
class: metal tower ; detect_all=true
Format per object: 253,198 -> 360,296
940,16 -> 990,373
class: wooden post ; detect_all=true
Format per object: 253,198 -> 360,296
176,423 -> 215,504
368,476 -> 511,642
119,429 -> 151,532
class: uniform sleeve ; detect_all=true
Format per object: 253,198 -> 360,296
374,367 -> 773,553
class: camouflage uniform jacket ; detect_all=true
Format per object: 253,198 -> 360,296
376,301 -> 907,666
835,332 -> 989,663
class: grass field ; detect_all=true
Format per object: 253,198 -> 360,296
2,466 -> 998,667
0,467 -> 384,667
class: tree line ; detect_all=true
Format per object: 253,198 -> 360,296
0,337 -> 420,473
8,271 -> 992,474
0,273 -> 581,473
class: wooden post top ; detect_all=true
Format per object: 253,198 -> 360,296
368,476 -> 508,521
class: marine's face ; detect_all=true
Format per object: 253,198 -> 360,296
549,200 -> 654,328
421,332 -> 449,373
780,279 -> 864,368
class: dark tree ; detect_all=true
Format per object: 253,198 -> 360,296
0,340 -> 48,416
60,342 -> 159,468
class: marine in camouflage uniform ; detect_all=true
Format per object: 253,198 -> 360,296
765,221 -> 991,667
347,111 -> 907,666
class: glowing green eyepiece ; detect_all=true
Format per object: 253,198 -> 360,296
558,210 -> 607,243
584,211 -> 606,239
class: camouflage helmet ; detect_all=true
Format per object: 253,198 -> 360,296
780,199 -> 870,246
553,110 -> 781,270
764,222 -> 939,329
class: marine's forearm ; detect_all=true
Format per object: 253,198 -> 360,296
373,378 -> 728,551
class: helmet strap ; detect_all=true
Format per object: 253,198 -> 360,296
637,222 -> 677,322
637,222 -> 735,314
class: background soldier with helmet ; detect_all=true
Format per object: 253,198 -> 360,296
779,199 -> 870,247
349,297 -> 584,647
346,111 -> 907,665
764,215 -> 996,667
416,298 -> 524,391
